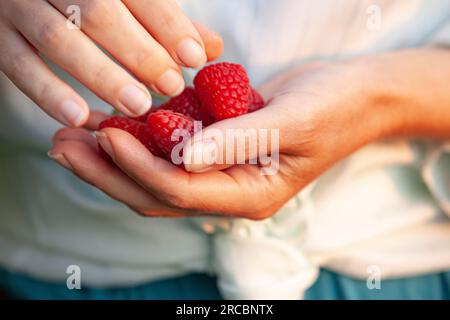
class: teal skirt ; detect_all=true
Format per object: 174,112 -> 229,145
1,267 -> 449,300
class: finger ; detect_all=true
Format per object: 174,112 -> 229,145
53,127 -> 97,148
95,127 -> 188,202
49,0 -> 184,97
83,111 -> 109,131
0,26 -> 89,127
183,106 -> 285,173
12,0 -> 151,117
48,138 -> 192,217
95,128 -> 277,216
123,0 -> 207,68
192,21 -> 224,62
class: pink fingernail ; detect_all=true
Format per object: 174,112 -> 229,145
177,38 -> 207,68
119,85 -> 152,116
48,152 -> 73,170
60,100 -> 86,127
156,69 -> 185,97
94,131 -> 114,158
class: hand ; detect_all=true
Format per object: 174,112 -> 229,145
49,61 -> 392,220
49,49 -> 450,220
0,0 -> 223,127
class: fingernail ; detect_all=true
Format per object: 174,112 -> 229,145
119,85 -> 152,116
156,69 -> 185,97
183,139 -> 219,172
177,38 -> 207,68
60,100 -> 86,127
48,152 -> 73,170
94,131 -> 114,158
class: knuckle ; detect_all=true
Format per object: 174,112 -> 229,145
80,0 -> 107,14
5,52 -> 27,81
156,14 -> 178,32
162,190 -> 190,209
80,0 -> 114,29
135,49 -> 157,67
36,81 -> 54,106
133,49 -> 169,82
36,20 -> 66,48
92,65 -> 111,89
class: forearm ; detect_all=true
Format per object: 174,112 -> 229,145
360,48 -> 450,140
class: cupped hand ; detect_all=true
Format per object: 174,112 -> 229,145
0,0 -> 223,127
49,61 -> 395,220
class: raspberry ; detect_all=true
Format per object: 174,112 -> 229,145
160,87 -> 214,126
99,62 -> 259,167
147,110 -> 195,162
248,87 -> 265,112
194,62 -> 250,121
98,116 -> 160,156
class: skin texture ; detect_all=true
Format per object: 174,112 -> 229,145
49,48 -> 450,220
0,0 -> 223,126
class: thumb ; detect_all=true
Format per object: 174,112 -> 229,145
183,106 -> 283,173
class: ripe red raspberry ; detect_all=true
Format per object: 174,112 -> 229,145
194,62 -> 250,121
98,116 -> 160,156
248,88 -> 265,112
160,87 -> 214,126
147,110 -> 195,162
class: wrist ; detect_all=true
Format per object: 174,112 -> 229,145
282,60 -> 393,168
346,56 -> 406,142
315,59 -> 396,160
352,49 -> 450,140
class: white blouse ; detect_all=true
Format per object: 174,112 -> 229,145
0,0 -> 448,299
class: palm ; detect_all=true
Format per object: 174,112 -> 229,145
50,62 -> 362,220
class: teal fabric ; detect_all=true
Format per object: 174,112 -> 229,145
0,269 -> 222,300
1,267 -> 449,300
304,269 -> 450,300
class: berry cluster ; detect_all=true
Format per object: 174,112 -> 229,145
98,62 -> 266,163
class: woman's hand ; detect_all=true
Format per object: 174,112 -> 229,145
49,49 -> 450,220
48,61 -> 383,219
0,0 -> 223,127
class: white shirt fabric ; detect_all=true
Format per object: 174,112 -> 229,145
0,0 -> 449,299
